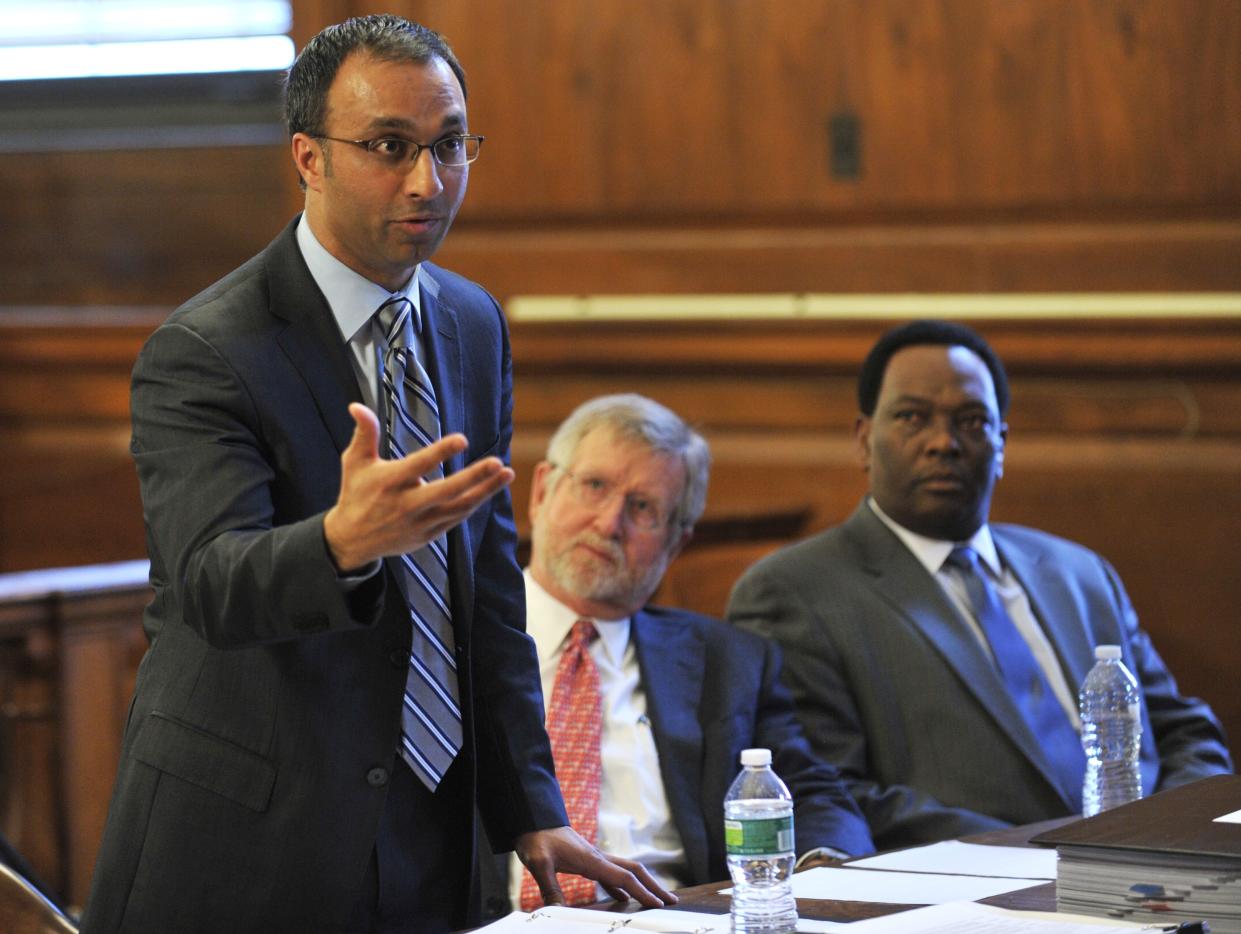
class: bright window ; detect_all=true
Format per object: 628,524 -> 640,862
0,0 -> 295,81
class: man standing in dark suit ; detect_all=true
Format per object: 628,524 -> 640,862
481,394 -> 874,918
83,16 -> 669,933
728,320 -> 1232,852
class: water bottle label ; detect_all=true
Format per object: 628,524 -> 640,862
724,816 -> 794,856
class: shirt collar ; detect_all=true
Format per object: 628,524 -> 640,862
523,569 -> 631,668
295,214 -> 422,343
867,497 -> 1001,578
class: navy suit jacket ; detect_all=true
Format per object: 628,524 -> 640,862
728,502 -> 1233,851
479,603 -> 873,917
83,219 -> 565,933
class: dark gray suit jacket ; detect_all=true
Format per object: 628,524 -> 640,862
479,605 -> 874,919
83,219 -> 565,933
727,502 -> 1232,851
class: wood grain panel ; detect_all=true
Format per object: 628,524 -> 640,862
0,147 -> 294,306
0,565 -> 150,910
400,0 -> 1241,218
1,1 -> 1238,302
0,610 -> 62,897
435,218 -> 1241,297
56,591 -> 149,908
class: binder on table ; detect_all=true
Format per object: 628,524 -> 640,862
1030,774 -> 1241,933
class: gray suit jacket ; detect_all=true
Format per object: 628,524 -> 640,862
727,502 -> 1232,851
83,219 -> 565,933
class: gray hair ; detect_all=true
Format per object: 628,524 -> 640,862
546,394 -> 711,531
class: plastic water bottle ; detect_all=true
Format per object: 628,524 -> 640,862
724,748 -> 797,934
1079,644 -> 1143,817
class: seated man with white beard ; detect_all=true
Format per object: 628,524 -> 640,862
479,394 -> 874,918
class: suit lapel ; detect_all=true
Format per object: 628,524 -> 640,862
418,266 -> 472,636
267,219 -> 361,454
418,266 -> 465,456
846,506 -> 1073,805
996,533 -> 1094,694
631,611 -> 710,881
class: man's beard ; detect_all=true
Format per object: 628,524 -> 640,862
541,531 -> 671,614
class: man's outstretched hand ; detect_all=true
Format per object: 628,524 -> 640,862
324,403 -> 515,571
515,826 -> 678,909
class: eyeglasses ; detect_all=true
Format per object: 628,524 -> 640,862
551,464 -> 673,532
314,133 -> 484,168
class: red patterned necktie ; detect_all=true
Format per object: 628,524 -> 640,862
520,619 -> 602,910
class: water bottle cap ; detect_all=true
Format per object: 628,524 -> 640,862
1094,644 -> 1122,661
740,748 -> 772,767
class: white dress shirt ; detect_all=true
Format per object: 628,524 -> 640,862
295,216 -> 426,582
295,215 -> 425,412
508,571 -> 689,907
868,499 -> 1080,727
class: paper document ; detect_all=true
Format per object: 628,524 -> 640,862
778,866 -> 1046,904
1214,806 -> 1241,824
849,841 -> 1058,880
469,906 -> 849,932
842,900 -> 1151,932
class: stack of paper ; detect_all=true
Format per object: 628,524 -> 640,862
1032,774 -> 1241,933
1054,847 -> 1241,932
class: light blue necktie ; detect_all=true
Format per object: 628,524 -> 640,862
945,545 -> 1085,809
377,295 -> 462,791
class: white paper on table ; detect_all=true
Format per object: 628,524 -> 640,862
466,905 -> 849,933
778,866 -> 1046,904
848,841 -> 1058,880
842,901 -> 1151,932
1214,806 -> 1241,823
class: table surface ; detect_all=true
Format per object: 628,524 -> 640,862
573,816 -> 1074,925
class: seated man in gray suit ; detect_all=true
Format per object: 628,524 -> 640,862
482,394 -> 874,918
727,320 -> 1232,851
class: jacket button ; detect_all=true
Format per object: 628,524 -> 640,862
366,767 -> 389,787
388,648 -> 407,669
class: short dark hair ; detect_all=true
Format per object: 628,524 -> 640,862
284,14 -> 467,139
857,319 -> 1010,417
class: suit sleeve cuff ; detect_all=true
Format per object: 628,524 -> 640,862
337,559 -> 381,589
796,846 -> 851,868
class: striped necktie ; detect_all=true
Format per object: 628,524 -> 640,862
520,619 -> 602,910
377,295 -> 462,792
945,545 -> 1085,808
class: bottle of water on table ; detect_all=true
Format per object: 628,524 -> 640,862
1079,644 -> 1143,817
724,748 -> 797,934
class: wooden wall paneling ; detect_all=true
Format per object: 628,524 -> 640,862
434,218 -> 1241,301
56,588 -> 150,909
291,0 -> 357,51
0,311 -> 162,573
1064,1 -> 1241,202
0,453 -> 145,574
397,0 -> 1241,218
2,1 -> 1239,303
0,565 -> 150,911
0,605 -> 64,899
0,148 -> 295,307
